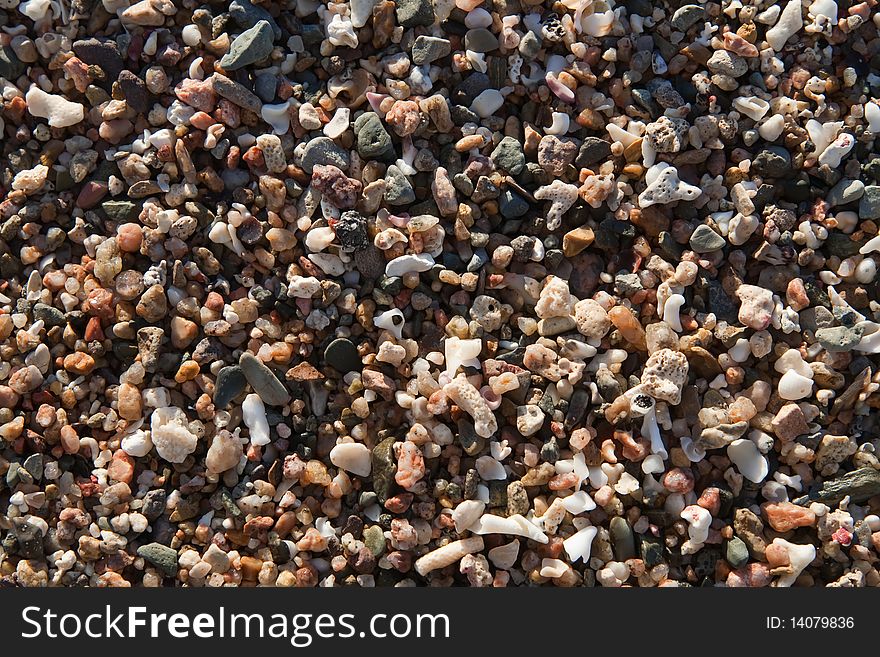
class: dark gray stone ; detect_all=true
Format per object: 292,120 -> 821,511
214,365 -> 246,407
355,113 -> 395,160
793,467 -> 880,506
137,542 -> 179,576
859,185 -> 880,220
219,20 -> 275,71
689,224 -> 726,252
324,338 -> 361,372
395,0 -> 434,27
302,136 -> 350,173
491,136 -> 525,175
239,352 -> 290,406
411,36 -> 451,65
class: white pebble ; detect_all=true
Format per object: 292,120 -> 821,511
242,393 -> 270,446
727,438 -> 769,483
329,442 -> 372,477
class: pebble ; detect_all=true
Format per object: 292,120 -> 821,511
412,36 -> 451,65
239,353 -> 290,406
219,20 -> 275,70
324,338 -> 361,372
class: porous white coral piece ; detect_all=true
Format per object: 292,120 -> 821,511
638,162 -> 701,207
444,374 -> 498,438
534,180 -> 579,230
25,86 -> 85,128
150,406 -> 199,463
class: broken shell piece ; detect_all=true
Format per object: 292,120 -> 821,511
562,524 -> 597,563
487,540 -> 519,570
385,253 -> 434,277
732,96 -> 770,121
661,294 -> 685,331
561,490 -> 596,514
444,336 -> 482,377
467,513 -> 550,544
777,370 -> 814,401
771,538 -> 816,587
765,0 -> 804,51
374,308 -> 405,340
628,391 -> 668,459
817,132 -> 854,168
638,162 -> 702,208
261,99 -> 292,135
727,438 -> 769,483
451,500 -> 485,533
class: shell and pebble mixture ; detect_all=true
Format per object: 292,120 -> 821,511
1,0 -> 880,589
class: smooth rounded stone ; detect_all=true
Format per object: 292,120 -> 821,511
355,113 -> 395,160
464,28 -> 499,53
219,20 -> 275,70
396,0 -> 434,27
491,136 -> 525,175
302,137 -> 350,173
324,338 -> 361,372
137,543 -> 178,576
411,35 -> 451,65
751,146 -> 791,178
329,442 -> 372,477
238,352 -> 290,406
671,4 -> 706,31
859,185 -> 880,220
689,224 -> 726,252
609,517 -> 636,560
254,73 -> 277,102
469,90 -> 504,122
826,178 -> 864,207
